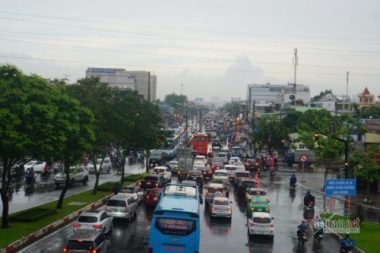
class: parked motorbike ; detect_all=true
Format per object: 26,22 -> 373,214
297,230 -> 308,246
313,227 -> 324,243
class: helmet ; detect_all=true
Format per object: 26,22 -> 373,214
315,214 -> 320,220
301,220 -> 306,224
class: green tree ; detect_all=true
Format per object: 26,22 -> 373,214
282,111 -> 302,132
164,93 -> 188,108
66,77 -> 114,194
252,115 -> 288,152
354,105 -> 380,119
350,145 -> 380,196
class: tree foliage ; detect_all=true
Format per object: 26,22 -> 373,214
252,115 -> 288,151
311,89 -> 333,102
164,93 -> 188,108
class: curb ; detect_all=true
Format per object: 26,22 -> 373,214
0,193 -> 112,253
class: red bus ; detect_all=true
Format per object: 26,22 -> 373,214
192,133 -> 208,156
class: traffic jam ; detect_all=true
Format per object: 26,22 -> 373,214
32,113 -> 340,253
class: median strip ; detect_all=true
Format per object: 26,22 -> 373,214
0,173 -> 147,253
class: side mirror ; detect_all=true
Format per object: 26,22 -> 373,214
271,217 -> 275,220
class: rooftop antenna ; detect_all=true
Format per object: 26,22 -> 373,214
346,71 -> 350,101
293,48 -> 298,93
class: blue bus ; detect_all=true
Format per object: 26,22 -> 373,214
148,184 -> 201,253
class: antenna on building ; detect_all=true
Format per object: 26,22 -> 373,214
180,83 -> 183,95
293,48 -> 298,93
346,71 -> 350,101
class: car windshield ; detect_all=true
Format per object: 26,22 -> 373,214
243,182 -> 255,187
218,153 -> 226,157
25,161 -> 36,165
78,216 -> 98,223
252,202 -> 268,206
236,172 -> 249,177
253,217 -> 271,223
214,199 -> 229,205
214,172 -> 227,176
207,187 -> 223,193
66,240 -> 93,250
225,167 -> 236,171
107,199 -> 126,207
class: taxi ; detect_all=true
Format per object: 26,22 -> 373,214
247,195 -> 270,215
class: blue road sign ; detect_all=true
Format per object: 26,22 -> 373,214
325,179 -> 357,196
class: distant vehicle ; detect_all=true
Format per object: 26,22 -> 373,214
247,212 -> 274,238
205,183 -> 226,205
247,196 -> 271,215
236,178 -> 256,195
211,140 -> 222,151
224,165 -> 237,181
152,166 -> 172,184
194,155 -> 208,165
186,170 -> 203,189
229,156 -> 241,165
148,150 -> 166,167
216,152 -> 228,164
138,174 -> 166,190
209,196 -> 232,219
192,133 -> 208,156
63,229 -> 111,253
73,209 -> 113,234
105,193 -> 138,220
166,160 -> 179,174
87,157 -> 112,174
119,186 -> 145,203
245,188 -> 268,202
24,160 -> 48,173
213,169 -> 228,182
234,170 -> 251,187
145,188 -> 163,207
148,184 -> 201,253
54,165 -> 88,188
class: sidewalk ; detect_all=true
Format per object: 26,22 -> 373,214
283,162 -> 380,222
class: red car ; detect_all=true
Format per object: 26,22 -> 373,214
145,188 -> 163,207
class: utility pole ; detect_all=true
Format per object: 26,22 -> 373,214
147,72 -> 151,101
293,48 -> 298,93
346,71 -> 350,102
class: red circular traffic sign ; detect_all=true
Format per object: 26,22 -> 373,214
300,154 -> 308,162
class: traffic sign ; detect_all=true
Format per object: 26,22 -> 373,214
300,154 -> 308,162
325,179 -> 357,196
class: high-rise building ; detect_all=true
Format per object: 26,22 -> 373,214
86,68 -> 157,101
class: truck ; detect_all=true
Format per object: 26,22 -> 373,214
176,147 -> 194,182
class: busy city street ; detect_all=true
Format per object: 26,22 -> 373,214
19,168 -> 344,253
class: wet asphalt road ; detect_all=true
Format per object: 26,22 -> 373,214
20,171 -> 344,253
2,164 -> 145,215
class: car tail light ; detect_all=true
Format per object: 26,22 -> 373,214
148,248 -> 153,253
269,223 -> 274,227
63,248 -> 71,253
72,223 -> 81,228
87,249 -> 97,253
92,224 -> 102,229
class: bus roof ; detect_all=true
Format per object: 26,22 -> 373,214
155,195 -> 199,216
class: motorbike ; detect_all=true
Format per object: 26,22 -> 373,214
313,227 -> 324,243
340,238 -> 355,253
304,201 -> 315,211
24,171 -> 35,185
297,230 -> 308,246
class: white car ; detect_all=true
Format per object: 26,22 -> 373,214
166,160 -> 179,173
152,166 -> 172,183
229,157 -> 241,165
213,169 -> 228,181
193,161 -> 207,171
87,157 -> 112,174
194,155 -> 208,165
24,160 -> 47,173
106,193 -> 138,220
73,209 -> 113,234
209,196 -> 232,219
54,165 -> 89,187
247,212 -> 274,238
216,152 -> 228,164
224,165 -> 237,181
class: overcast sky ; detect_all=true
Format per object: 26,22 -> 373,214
1,0 -> 380,101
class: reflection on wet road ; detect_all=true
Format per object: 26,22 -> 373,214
20,174 -> 342,253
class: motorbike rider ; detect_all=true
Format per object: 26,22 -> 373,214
304,190 -> 315,207
340,234 -> 355,252
313,214 -> 324,240
297,220 -> 308,239
289,174 -> 297,187
24,167 -> 35,185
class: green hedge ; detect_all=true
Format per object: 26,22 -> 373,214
9,208 -> 57,222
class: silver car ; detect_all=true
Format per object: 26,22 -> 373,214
64,230 -> 111,253
105,193 -> 138,220
209,196 -> 232,219
73,209 -> 113,234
